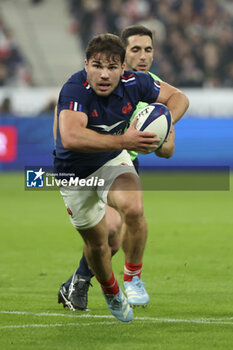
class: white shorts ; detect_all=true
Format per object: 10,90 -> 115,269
60,150 -> 138,230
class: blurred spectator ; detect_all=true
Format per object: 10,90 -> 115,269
68,0 -> 233,88
30,0 -> 44,4
68,0 -> 108,50
0,96 -> 13,115
0,15 -> 33,87
39,96 -> 56,116
0,63 -> 8,86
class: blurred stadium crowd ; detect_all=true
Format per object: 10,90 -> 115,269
0,0 -> 233,90
68,0 -> 233,88
0,16 -> 33,88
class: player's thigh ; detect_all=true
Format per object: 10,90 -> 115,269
60,187 -> 105,230
107,173 -> 144,216
96,150 -> 137,203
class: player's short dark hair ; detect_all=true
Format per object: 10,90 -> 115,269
121,25 -> 153,48
86,33 -> 125,64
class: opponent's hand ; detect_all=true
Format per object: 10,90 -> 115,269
122,117 -> 161,153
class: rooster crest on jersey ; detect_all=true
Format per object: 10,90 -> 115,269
135,103 -> 172,153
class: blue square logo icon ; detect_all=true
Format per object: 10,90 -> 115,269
26,168 -> 45,188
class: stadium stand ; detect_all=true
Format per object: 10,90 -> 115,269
68,0 -> 233,88
0,14 -> 32,87
0,0 -> 232,88
0,0 -> 83,86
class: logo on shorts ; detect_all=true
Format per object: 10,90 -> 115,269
67,208 -> 73,216
26,168 -> 45,187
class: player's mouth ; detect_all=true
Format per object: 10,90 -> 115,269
137,64 -> 148,71
98,83 -> 111,91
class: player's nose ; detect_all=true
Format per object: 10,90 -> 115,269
100,68 -> 110,79
140,50 -> 146,60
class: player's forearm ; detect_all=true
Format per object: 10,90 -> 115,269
155,126 -> 175,158
62,127 -> 125,152
166,90 -> 189,124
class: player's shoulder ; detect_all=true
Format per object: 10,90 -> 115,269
61,69 -> 91,97
148,71 -> 162,82
133,71 -> 156,85
121,70 -> 161,83
120,70 -> 136,85
64,69 -> 87,87
121,70 -> 153,87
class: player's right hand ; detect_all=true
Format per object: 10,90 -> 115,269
122,117 -> 161,153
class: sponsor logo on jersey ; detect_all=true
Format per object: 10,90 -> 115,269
91,120 -> 125,132
90,109 -> 98,117
122,102 -> 132,114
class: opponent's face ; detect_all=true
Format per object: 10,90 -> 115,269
125,35 -> 154,72
85,54 -> 125,96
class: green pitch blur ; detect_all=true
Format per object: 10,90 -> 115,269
0,172 -> 233,350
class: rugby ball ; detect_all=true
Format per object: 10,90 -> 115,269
135,103 -> 172,153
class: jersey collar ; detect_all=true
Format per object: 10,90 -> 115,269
112,79 -> 124,98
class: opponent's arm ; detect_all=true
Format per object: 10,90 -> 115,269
156,81 -> 189,124
59,109 -> 159,153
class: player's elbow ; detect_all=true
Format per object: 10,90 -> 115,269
61,134 -> 77,150
155,142 -> 175,159
182,92 -> 190,112
178,90 -> 189,113
164,143 -> 175,158
173,89 -> 190,113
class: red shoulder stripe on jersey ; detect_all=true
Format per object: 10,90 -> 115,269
83,80 -> 88,87
121,73 -> 134,79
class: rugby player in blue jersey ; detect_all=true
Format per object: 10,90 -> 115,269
55,31 -> 188,322
57,26 -> 175,312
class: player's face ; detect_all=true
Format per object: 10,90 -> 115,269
85,54 -> 125,96
125,35 -> 154,72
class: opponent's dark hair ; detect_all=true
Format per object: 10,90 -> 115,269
121,25 -> 153,48
86,33 -> 125,64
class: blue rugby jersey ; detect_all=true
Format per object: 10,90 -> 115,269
54,69 -> 160,178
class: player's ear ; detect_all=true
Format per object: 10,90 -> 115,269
84,59 -> 88,72
121,62 -> 126,74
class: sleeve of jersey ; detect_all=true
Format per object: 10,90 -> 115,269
136,72 -> 161,103
58,83 -> 89,115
